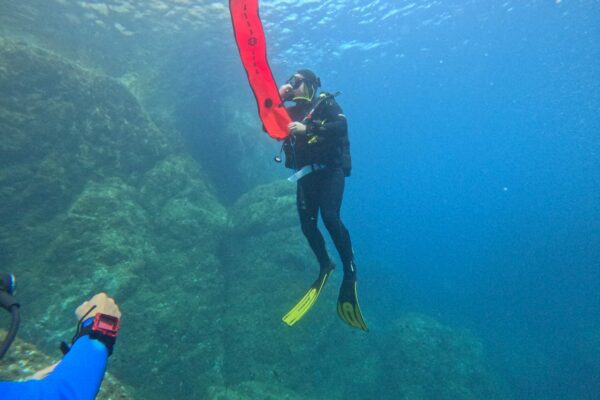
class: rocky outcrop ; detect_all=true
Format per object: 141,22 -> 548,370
0,39 -> 227,400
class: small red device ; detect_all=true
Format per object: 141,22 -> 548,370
91,313 -> 119,338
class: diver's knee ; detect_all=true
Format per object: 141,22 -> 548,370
321,212 -> 341,231
300,216 -> 318,234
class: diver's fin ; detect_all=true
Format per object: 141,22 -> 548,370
282,267 -> 334,326
337,279 -> 368,331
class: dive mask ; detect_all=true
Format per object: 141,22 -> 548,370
286,75 -> 304,89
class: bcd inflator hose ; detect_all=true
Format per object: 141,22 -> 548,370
0,273 -> 20,359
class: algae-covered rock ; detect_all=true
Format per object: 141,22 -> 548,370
0,38 -> 229,400
0,329 -> 136,399
107,155 -> 229,399
21,163 -> 230,399
139,155 -> 228,252
139,155 -> 217,211
47,178 -> 152,280
229,179 -> 297,236
0,37 -> 171,231
173,86 -> 283,204
374,314 -> 511,400
207,380 -> 316,400
221,180 -> 349,398
22,178 -> 153,344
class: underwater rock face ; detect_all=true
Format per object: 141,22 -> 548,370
207,380 -> 315,400
181,94 -> 282,205
0,37 -> 170,223
139,154 -> 228,251
229,179 -> 297,237
0,329 -> 135,399
222,180 -> 338,392
0,38 -> 228,400
222,180 -> 382,399
374,314 -> 511,400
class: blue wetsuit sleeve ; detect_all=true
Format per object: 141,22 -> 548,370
0,333 -> 108,400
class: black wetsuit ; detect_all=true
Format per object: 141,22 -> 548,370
284,95 -> 356,280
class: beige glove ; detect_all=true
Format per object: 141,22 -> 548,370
28,293 -> 120,380
75,292 -> 121,321
288,121 -> 307,135
279,83 -> 293,96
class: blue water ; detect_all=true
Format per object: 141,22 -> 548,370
267,0 -> 599,398
265,1 -> 600,399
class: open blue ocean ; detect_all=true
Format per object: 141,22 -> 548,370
1,1 -> 598,399
333,3 -> 600,399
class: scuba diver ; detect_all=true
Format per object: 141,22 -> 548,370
0,271 -> 121,400
278,69 -> 367,331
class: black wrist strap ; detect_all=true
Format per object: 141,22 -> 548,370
73,323 -> 116,356
60,307 -> 117,356
60,323 -> 117,357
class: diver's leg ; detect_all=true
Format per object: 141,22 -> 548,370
318,168 -> 355,280
318,169 -> 367,330
297,175 -> 331,270
282,176 -> 335,327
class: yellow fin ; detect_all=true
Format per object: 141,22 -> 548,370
282,269 -> 333,326
336,280 -> 368,331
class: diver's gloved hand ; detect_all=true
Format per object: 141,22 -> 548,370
288,121 -> 307,135
279,83 -> 293,100
64,292 -> 121,357
75,292 -> 121,322
30,293 -> 122,380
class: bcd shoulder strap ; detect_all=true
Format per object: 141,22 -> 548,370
301,91 -> 341,124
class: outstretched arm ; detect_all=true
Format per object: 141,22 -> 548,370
0,293 -> 120,400
0,334 -> 108,400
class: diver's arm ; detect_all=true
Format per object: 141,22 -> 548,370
309,116 -> 347,139
0,293 -> 119,400
0,333 -> 108,400
45,326 -> 109,399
